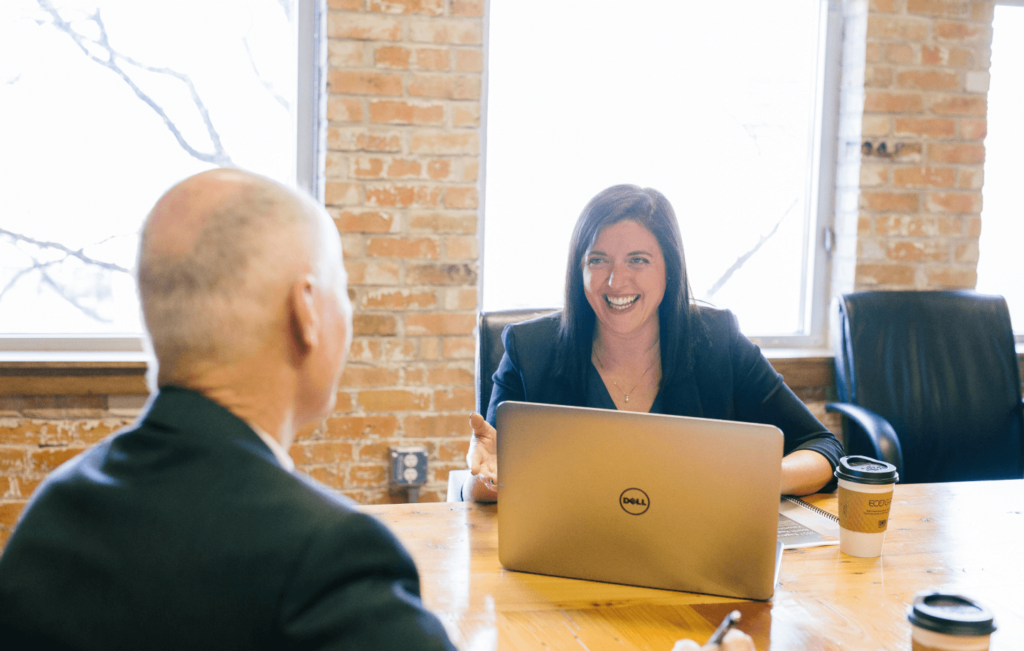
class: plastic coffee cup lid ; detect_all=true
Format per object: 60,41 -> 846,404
907,592 -> 996,636
834,455 -> 899,485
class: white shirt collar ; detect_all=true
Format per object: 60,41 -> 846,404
247,422 -> 295,472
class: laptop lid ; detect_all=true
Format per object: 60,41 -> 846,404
496,401 -> 784,600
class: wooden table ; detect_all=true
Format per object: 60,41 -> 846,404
363,480 -> 1023,650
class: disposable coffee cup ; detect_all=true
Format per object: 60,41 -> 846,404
907,591 -> 996,650
834,455 -> 898,557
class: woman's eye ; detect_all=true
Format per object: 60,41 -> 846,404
629,257 -> 649,265
586,257 -> 605,266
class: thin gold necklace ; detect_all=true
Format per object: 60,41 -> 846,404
593,350 -> 658,404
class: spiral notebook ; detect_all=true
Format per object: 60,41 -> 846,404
778,496 -> 840,548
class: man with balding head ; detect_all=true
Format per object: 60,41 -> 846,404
0,170 -> 455,650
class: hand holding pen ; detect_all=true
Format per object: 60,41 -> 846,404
672,610 -> 755,651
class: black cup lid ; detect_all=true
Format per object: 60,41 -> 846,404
834,455 -> 899,484
907,592 -> 996,636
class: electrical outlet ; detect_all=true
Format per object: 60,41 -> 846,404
389,446 -> 428,486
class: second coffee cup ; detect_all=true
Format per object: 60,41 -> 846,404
835,455 -> 899,557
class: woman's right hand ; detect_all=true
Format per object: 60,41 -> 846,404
465,413 -> 498,501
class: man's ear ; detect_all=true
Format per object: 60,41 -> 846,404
289,274 -> 320,351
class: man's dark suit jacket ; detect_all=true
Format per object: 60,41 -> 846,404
0,387 -> 454,651
485,309 -> 843,470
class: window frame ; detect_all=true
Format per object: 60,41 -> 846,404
478,0 -> 844,350
0,0 -> 326,361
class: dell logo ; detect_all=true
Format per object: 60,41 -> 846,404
620,488 -> 650,515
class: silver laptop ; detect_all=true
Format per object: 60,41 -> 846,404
496,401 -> 784,600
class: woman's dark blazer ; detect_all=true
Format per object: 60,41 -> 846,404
485,309 -> 843,469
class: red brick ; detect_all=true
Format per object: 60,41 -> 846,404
403,414 -> 470,438
444,235 -> 478,259
407,262 -> 478,285
929,95 -> 985,116
860,165 -> 887,187
926,192 -> 982,213
452,103 -> 480,127
419,337 -> 441,360
426,365 -> 474,386
414,48 -> 450,70
349,464 -> 388,487
865,65 -> 893,88
358,390 -> 431,411
409,18 -> 483,44
374,45 -> 410,69
451,0 -> 484,16
328,70 -> 402,96
893,143 -> 923,163
445,287 -> 477,310
327,13 -> 402,40
290,441 -> 354,465
896,70 -> 960,91
894,118 -> 956,138
967,216 -> 982,238
866,42 -> 883,63
340,366 -> 401,388
15,477 -> 43,499
862,116 -> 891,137
353,314 -> 397,336
454,49 -> 483,72
356,441 -> 394,462
935,20 -> 983,40
442,336 -> 475,359
369,100 -> 444,125
345,260 -> 402,285
389,158 -> 425,178
961,119 -> 986,140
328,0 -> 363,9
328,40 -> 364,67
886,240 -> 948,262
408,74 -> 479,100
434,387 -> 475,412
369,0 -> 444,14
426,160 -> 451,180
348,339 -> 419,363
437,438 -> 471,462
409,211 -> 476,234
308,466 -> 346,489
954,239 -> 979,263
360,289 -> 438,309
325,182 -> 360,206
410,131 -> 479,155
327,97 -> 363,122
328,127 -> 402,152
927,266 -> 976,288
921,45 -> 943,65
855,263 -> 916,286
893,167 -> 956,188
885,43 -> 916,64
864,92 -> 923,113
0,502 -> 26,528
334,392 -> 354,414
352,157 -> 385,179
30,447 -> 85,473
444,186 -> 478,209
78,421 -> 123,445
334,210 -> 397,233
947,47 -> 972,67
957,168 -> 983,190
866,15 -> 930,40
324,415 -> 399,439
367,237 -> 440,258
365,184 -> 442,208
928,143 -> 985,164
875,215 -> 962,237
861,192 -> 920,212
907,0 -> 971,17
406,313 -> 476,336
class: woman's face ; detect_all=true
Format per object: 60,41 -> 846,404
582,220 -> 666,338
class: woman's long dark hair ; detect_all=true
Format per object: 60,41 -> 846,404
554,184 -> 701,400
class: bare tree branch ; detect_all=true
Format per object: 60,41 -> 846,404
0,258 -> 61,303
702,200 -> 797,301
0,226 -> 131,274
40,269 -> 111,323
244,34 -> 289,111
36,0 -> 234,167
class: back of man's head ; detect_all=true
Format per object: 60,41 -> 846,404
137,169 -> 344,390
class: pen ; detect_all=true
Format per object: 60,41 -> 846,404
706,610 -> 741,647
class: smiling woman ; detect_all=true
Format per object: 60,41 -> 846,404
464,185 -> 844,502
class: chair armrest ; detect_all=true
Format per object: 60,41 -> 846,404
825,402 -> 904,475
446,469 -> 471,502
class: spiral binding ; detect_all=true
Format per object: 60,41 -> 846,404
783,496 -> 839,523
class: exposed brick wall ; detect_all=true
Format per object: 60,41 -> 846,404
847,0 -> 994,290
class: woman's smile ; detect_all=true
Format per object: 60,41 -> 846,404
583,220 -> 666,336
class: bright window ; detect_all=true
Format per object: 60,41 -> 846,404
976,3 -> 1024,335
482,0 -> 840,343
0,0 -> 322,350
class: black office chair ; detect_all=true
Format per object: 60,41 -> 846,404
475,308 -> 560,415
448,308 -> 559,502
826,291 -> 1024,484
